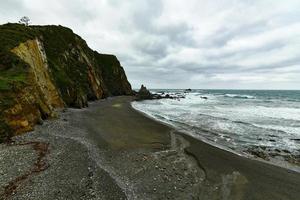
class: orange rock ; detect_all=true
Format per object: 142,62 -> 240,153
20,120 -> 29,127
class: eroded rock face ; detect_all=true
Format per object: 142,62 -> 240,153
3,39 -> 64,134
11,39 -> 65,109
0,23 -> 133,141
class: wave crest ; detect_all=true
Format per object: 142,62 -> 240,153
224,94 -> 255,99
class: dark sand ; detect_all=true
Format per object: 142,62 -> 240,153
87,96 -> 300,199
184,135 -> 300,199
1,96 -> 300,199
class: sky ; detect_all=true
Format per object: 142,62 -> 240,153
1,0 -> 300,89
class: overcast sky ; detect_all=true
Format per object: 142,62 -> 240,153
1,0 -> 300,89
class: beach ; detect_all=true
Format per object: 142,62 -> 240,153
0,96 -> 300,199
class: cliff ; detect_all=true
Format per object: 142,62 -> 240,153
0,23 -> 132,142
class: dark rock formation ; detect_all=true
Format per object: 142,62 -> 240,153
136,85 -> 152,100
0,23 -> 132,141
135,85 -> 185,101
246,145 -> 300,166
94,54 -> 132,96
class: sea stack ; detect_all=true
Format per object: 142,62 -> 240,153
136,84 -> 152,100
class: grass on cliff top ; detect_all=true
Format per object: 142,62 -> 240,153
95,53 -> 119,72
0,23 -> 77,91
0,22 -> 131,103
0,23 -> 38,52
0,23 -> 79,55
0,23 -> 34,91
0,23 -> 92,105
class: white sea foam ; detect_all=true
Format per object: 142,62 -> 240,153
132,90 -> 300,166
224,94 -> 256,99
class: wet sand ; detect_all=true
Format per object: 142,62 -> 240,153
1,96 -> 300,199
184,135 -> 300,199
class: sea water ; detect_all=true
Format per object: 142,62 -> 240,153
132,89 -> 300,169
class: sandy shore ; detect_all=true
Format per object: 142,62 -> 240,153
0,96 -> 300,199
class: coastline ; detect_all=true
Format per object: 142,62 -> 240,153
0,96 -> 299,199
132,100 -> 300,173
131,98 -> 300,199
131,100 -> 300,173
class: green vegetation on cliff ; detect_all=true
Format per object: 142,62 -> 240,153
0,23 -> 132,142
94,53 -> 132,96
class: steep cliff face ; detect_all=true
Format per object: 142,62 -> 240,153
3,39 -> 65,136
11,39 -> 65,109
0,23 -> 132,142
95,53 -> 132,96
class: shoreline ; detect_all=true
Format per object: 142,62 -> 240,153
130,98 -> 300,199
131,101 -> 300,173
0,96 -> 300,199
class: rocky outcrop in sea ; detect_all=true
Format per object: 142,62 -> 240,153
135,85 -> 185,101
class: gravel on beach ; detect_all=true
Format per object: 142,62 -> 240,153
0,97 -> 204,200
1,96 -> 300,200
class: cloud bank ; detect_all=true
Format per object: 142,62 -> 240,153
1,0 -> 300,89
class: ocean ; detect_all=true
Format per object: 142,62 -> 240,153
132,89 -> 300,170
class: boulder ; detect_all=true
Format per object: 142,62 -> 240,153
135,85 -> 185,101
136,85 -> 153,100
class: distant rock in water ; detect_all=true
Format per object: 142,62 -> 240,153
136,85 -> 152,100
135,85 -> 185,101
0,23 -> 132,142
184,88 -> 192,92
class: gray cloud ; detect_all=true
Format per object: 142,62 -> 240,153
0,0 -> 300,89
202,20 -> 269,48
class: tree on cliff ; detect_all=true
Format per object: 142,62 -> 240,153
18,16 -> 31,26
